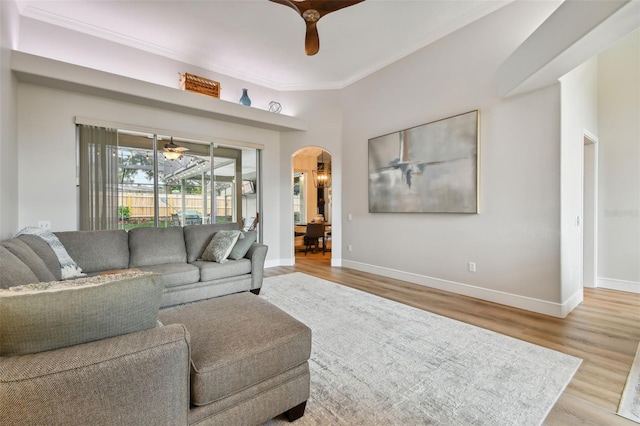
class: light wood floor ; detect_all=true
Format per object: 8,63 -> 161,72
266,250 -> 640,425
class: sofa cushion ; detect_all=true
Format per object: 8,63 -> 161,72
1,238 -> 56,282
16,234 -> 62,280
202,230 -> 242,263
128,227 -> 187,267
184,223 -> 239,263
0,324 -> 191,426
16,227 -> 84,279
158,292 -> 312,406
56,230 -> 130,273
228,231 -> 257,260
137,263 -> 200,288
192,259 -> 252,282
0,271 -> 163,356
0,246 -> 39,289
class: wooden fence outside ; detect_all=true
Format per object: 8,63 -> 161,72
118,192 -> 232,220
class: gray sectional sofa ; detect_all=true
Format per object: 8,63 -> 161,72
0,223 -> 312,425
2,222 -> 267,307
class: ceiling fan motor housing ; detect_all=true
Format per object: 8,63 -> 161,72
303,9 -> 320,22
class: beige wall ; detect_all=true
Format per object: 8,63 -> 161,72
340,2 -> 567,315
0,1 -> 20,239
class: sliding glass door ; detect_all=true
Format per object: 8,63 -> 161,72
157,136 -> 212,227
78,124 -> 260,236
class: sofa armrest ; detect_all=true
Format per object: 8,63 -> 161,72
246,242 -> 268,291
0,324 -> 191,426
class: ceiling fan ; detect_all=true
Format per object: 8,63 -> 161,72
269,0 -> 366,56
163,137 -> 189,161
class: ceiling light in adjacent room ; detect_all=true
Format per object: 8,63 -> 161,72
313,150 -> 331,188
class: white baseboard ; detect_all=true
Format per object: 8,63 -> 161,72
342,260 -> 581,318
561,289 -> 584,318
266,258 -> 343,268
598,277 -> 640,293
265,259 -> 292,268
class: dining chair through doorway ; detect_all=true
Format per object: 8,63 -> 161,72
304,223 -> 326,255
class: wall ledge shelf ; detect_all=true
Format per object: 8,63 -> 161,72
11,51 -> 308,132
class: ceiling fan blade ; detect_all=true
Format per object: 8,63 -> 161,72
269,0 -> 301,15
305,21 -> 320,55
310,0 -> 366,17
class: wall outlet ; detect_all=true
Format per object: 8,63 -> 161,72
468,262 -> 476,272
38,220 -> 51,230
348,244 -> 353,252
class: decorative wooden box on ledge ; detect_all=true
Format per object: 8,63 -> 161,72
180,73 -> 220,98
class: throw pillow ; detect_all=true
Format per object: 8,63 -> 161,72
228,231 -> 257,260
0,271 -> 163,356
202,230 -> 242,263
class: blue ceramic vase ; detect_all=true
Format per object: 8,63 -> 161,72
239,88 -> 251,106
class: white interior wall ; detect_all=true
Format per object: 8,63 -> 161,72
558,57 -> 599,306
339,1 -> 570,316
279,90 -> 343,267
0,0 -> 20,239
597,29 -> 640,292
16,16 -> 285,114
16,83 -> 284,263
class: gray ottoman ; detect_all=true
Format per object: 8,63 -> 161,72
158,292 -> 311,425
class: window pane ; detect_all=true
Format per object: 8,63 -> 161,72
117,131 -> 155,230
241,147 -> 258,232
293,172 -> 305,225
159,136 -> 211,226
212,147 -> 239,224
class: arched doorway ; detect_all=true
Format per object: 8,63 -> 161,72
292,147 -> 332,263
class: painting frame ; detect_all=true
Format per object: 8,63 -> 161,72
368,110 -> 479,214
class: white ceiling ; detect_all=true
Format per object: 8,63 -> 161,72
16,0 -> 511,91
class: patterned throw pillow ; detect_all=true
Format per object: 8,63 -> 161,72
202,230 -> 242,263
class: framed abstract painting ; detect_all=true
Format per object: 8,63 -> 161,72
368,110 -> 479,213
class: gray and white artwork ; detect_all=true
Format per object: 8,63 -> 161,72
368,110 -> 478,213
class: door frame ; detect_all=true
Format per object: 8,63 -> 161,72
582,130 -> 598,288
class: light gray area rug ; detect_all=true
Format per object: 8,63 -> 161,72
618,342 -> 640,423
261,272 -> 582,426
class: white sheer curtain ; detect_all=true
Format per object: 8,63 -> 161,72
78,125 -> 119,230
